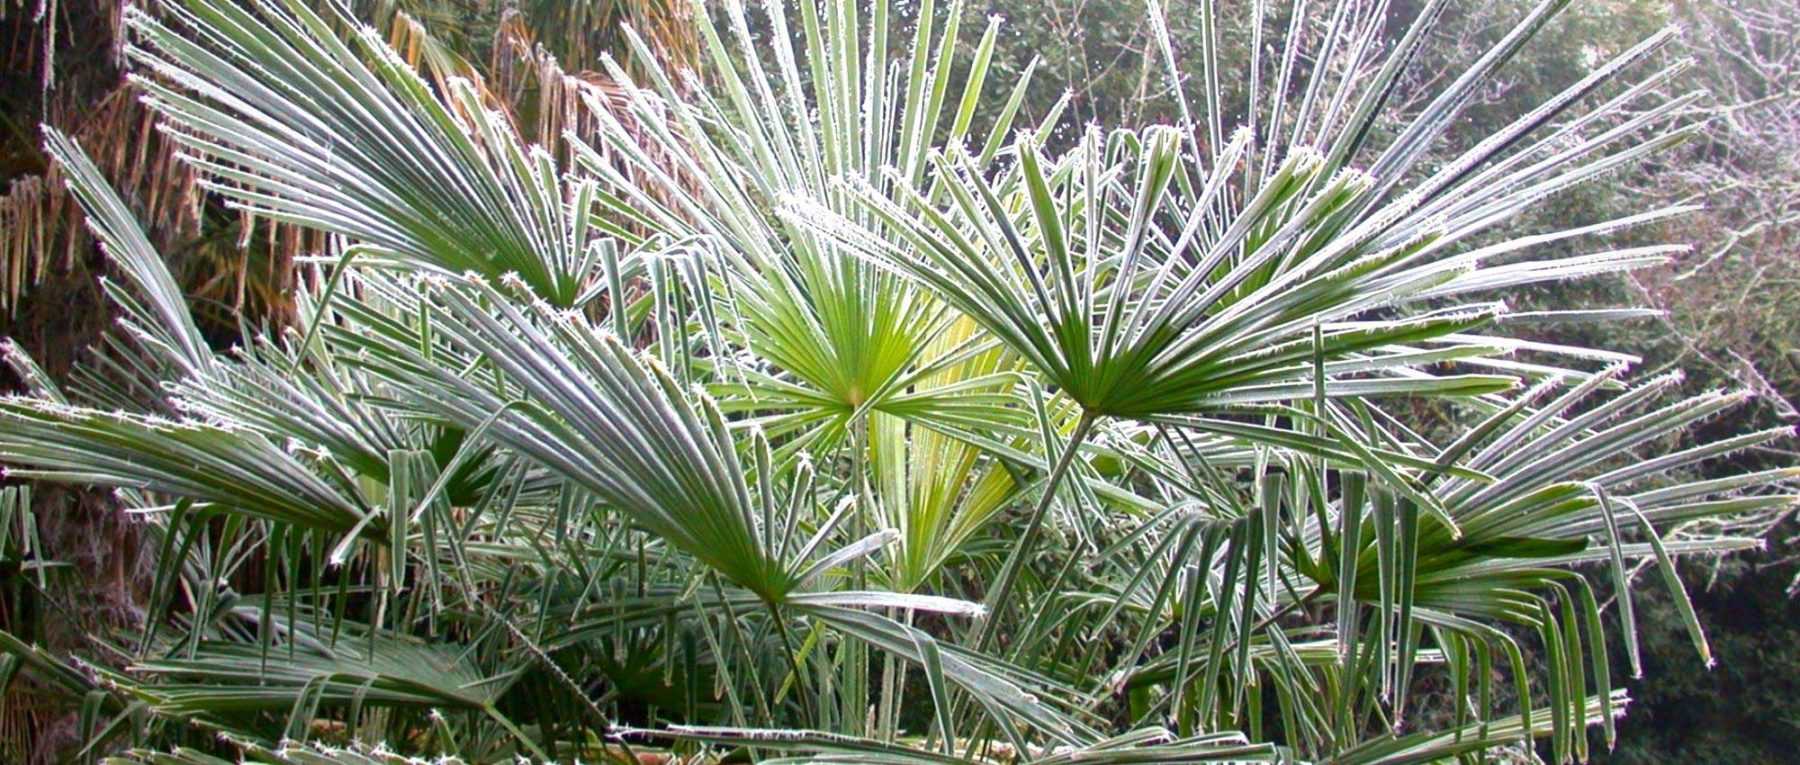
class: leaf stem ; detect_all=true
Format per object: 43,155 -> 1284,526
973,411 -> 1097,652
770,602 -> 815,726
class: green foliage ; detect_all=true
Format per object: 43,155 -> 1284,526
0,0 -> 1792,763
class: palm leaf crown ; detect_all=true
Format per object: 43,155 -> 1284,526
0,0 -> 1790,763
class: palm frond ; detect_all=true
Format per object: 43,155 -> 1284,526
0,1 -> 1790,763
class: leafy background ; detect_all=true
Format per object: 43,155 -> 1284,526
0,0 -> 1795,761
